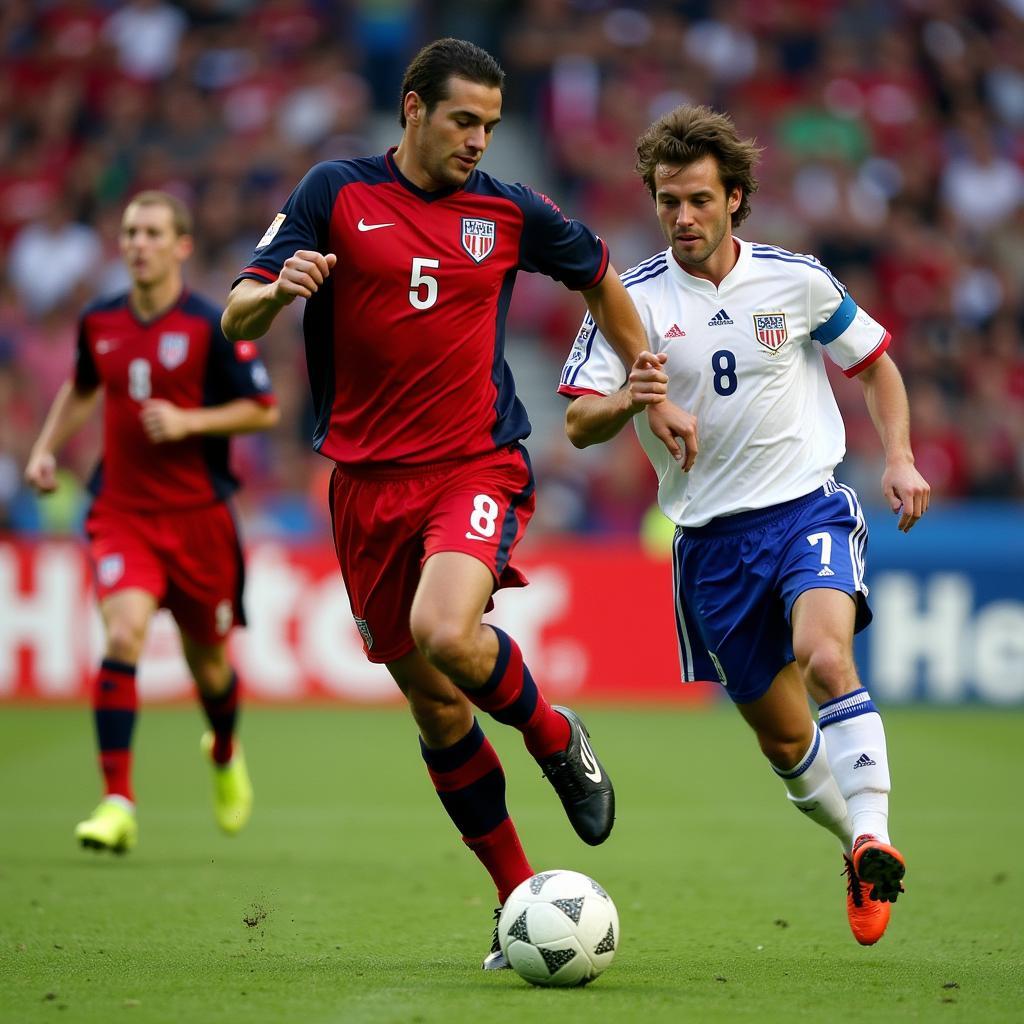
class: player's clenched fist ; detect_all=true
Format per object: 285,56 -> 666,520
24,451 -> 58,493
628,350 -> 669,407
275,250 -> 338,303
140,399 -> 190,443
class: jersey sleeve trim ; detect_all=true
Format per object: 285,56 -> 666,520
234,266 -> 277,284
577,239 -> 610,291
842,331 -> 891,378
811,291 -> 857,345
557,384 -> 607,398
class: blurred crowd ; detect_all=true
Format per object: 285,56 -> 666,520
2,0 -> 1023,542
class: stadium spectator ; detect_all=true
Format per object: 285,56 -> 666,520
23,190 -> 279,855
7,197 -> 102,317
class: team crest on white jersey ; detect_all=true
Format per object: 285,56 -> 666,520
461,217 -> 496,263
158,332 -> 189,369
752,312 -> 788,352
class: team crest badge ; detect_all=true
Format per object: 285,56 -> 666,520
461,217 -> 496,263
158,332 -> 189,369
97,554 -> 124,588
752,313 -> 788,352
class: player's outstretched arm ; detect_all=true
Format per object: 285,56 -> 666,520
580,271 -> 698,470
566,350 -> 667,446
580,267 -> 650,371
222,250 -> 337,341
856,352 -> 930,532
24,380 -> 100,493
139,397 -> 280,444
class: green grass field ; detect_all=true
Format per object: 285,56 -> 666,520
1,704 -> 1021,1023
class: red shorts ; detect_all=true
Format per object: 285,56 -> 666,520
85,500 -> 246,645
330,445 -> 536,664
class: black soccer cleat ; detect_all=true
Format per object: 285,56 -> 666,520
482,907 -> 509,970
536,706 -> 615,846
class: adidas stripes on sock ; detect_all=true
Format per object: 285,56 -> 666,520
819,687 -> 891,844
772,722 -> 853,849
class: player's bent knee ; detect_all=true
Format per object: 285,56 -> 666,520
105,620 -> 148,664
411,620 -> 475,677
799,644 -> 858,702
759,735 -> 806,772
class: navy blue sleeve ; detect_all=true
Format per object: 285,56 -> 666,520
73,314 -> 99,393
514,185 -> 609,291
198,299 -> 276,405
234,161 -> 337,286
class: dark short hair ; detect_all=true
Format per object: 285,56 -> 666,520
398,37 -> 504,127
635,105 -> 762,226
123,190 -> 193,237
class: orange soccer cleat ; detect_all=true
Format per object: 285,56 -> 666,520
843,855 -> 892,945
852,833 -> 906,903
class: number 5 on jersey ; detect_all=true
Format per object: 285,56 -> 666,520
409,257 -> 440,310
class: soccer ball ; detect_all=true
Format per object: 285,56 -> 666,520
498,869 -> 619,987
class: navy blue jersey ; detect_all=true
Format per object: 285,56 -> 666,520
236,149 -> 608,468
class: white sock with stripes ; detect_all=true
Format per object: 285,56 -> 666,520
819,688 -> 891,845
772,723 -> 853,851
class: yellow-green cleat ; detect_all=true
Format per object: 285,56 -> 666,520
201,732 -> 253,835
75,797 -> 137,854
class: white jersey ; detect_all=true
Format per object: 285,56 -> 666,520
558,238 -> 890,527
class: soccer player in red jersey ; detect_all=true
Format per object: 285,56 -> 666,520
25,191 -> 279,854
223,38 -> 693,968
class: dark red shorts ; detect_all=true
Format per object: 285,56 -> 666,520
85,500 -> 245,645
330,445 -> 536,664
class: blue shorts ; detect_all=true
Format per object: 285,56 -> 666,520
671,480 -> 872,704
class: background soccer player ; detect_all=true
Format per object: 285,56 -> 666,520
559,105 -> 931,947
222,37 -> 691,969
24,191 -> 279,854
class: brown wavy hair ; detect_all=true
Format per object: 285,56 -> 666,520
635,105 -> 761,226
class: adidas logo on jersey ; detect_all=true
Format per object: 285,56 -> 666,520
852,753 -> 877,769
663,323 -> 686,338
818,566 -> 835,577
708,309 -> 734,326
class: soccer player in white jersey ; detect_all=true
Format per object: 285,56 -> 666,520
558,105 -> 931,946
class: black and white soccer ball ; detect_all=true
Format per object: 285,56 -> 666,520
498,869 -> 619,987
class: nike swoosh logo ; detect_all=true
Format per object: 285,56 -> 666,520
579,732 -> 602,783
358,219 -> 396,232
464,532 -> 489,542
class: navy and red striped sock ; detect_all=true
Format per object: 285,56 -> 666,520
93,658 -> 137,802
421,719 -> 532,904
459,627 -> 569,759
199,671 -> 239,765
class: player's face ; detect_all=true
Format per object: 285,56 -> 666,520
409,76 -> 502,189
119,203 -> 192,289
654,156 -> 741,278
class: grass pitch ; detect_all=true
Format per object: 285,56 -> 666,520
1,704 -> 1021,1023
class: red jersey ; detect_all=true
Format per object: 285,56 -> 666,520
236,149 -> 608,469
74,290 -> 276,512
